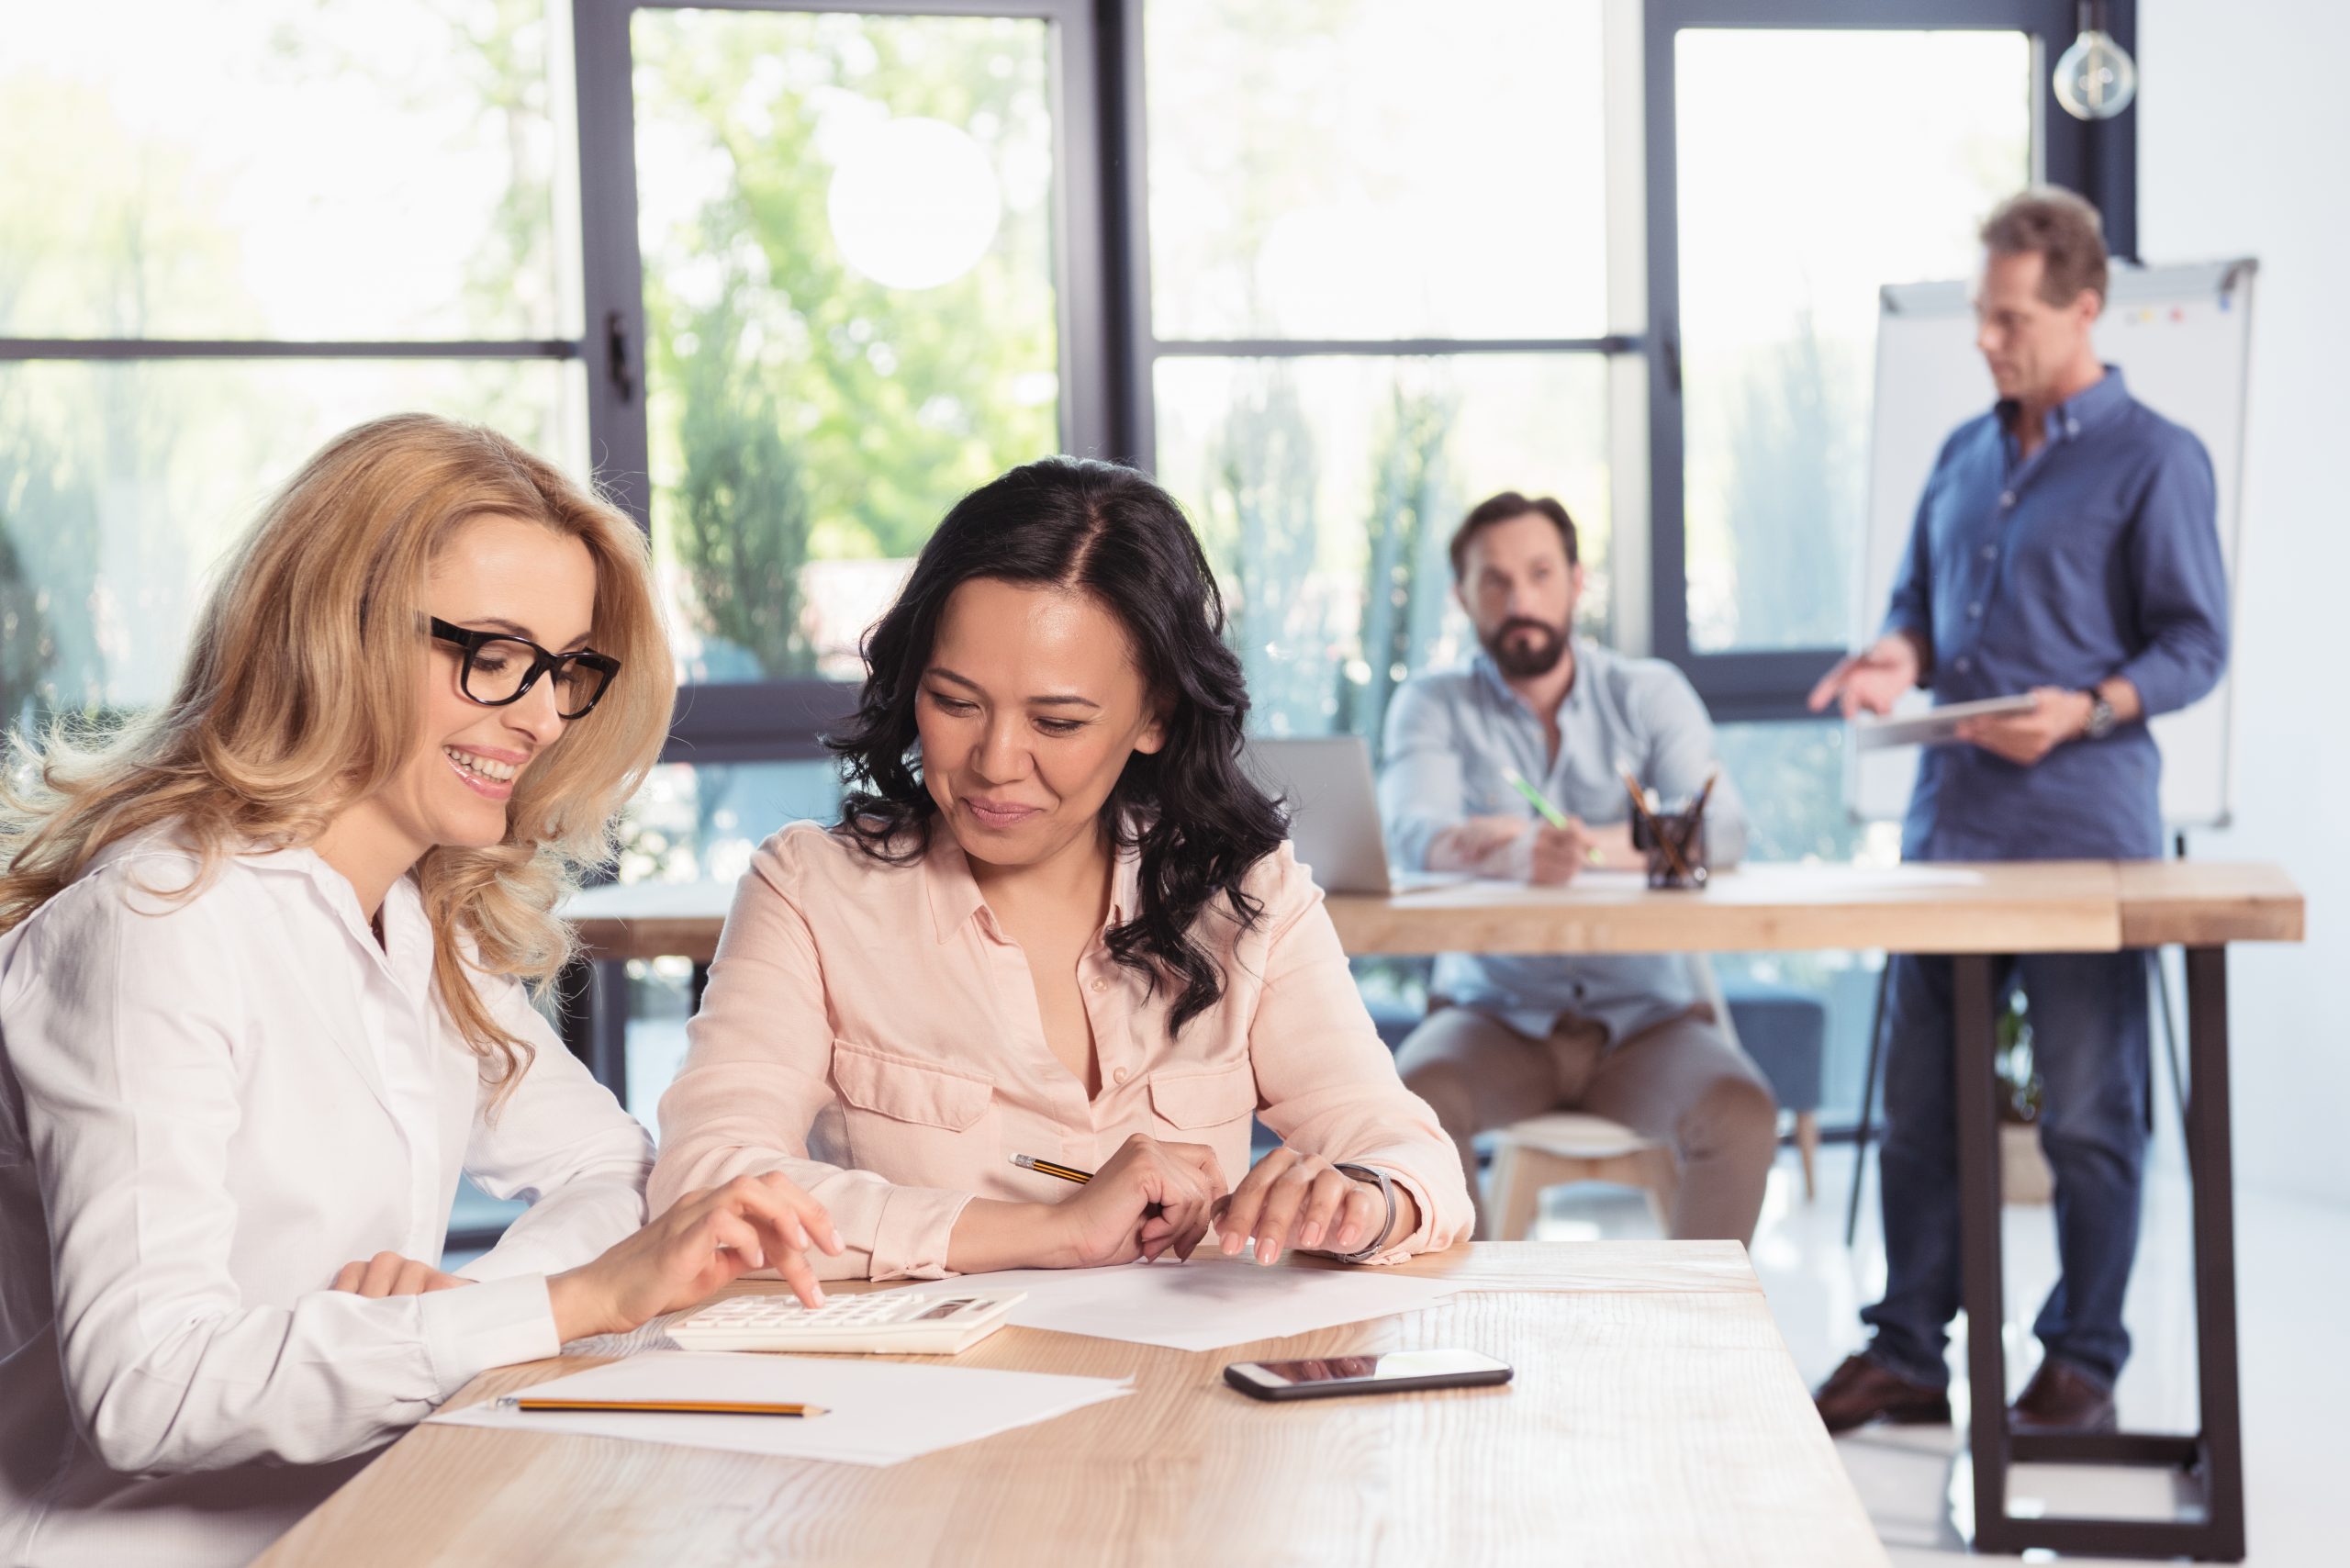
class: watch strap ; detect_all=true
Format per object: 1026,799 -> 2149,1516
1330,1163 -> 1399,1263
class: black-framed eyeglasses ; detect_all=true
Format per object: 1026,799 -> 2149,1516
428,617 -> 621,720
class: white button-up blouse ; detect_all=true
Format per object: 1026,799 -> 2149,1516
0,835 -> 654,1568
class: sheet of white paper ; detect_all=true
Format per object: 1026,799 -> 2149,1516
911,1257 -> 1460,1351
427,1351 -> 1131,1466
1556,868 -> 1647,891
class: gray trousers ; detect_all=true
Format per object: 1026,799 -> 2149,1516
1394,1003 -> 1778,1245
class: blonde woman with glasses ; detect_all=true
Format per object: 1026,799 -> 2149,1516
0,415 -> 837,1568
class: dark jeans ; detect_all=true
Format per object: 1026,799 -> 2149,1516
1861,950 -> 2151,1391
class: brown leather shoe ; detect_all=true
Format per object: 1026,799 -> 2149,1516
2009,1359 -> 2117,1434
1813,1352 -> 1953,1435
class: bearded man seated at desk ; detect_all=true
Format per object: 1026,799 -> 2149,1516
1377,490 -> 1778,1244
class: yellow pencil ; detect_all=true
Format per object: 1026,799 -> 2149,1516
498,1397 -> 827,1417
1010,1153 -> 1094,1185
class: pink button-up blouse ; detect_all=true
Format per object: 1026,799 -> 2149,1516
649,822 -> 1473,1280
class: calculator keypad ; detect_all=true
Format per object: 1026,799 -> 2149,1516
687,1294 -> 968,1327
667,1290 -> 1024,1354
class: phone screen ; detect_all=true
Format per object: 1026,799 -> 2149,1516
1248,1350 -> 1506,1385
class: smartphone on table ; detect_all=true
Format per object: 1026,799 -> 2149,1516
1223,1349 -> 1513,1402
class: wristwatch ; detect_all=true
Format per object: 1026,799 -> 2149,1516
2081,690 -> 2118,740
1330,1163 -> 1399,1263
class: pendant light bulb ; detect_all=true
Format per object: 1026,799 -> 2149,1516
2054,2 -> 2137,121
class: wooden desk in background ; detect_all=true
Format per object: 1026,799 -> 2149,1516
561,858 -> 2303,1560
258,1242 -> 1886,1568
565,859 -> 2304,964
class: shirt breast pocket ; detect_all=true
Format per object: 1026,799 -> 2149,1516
1147,1060 -> 1260,1133
830,1041 -> 995,1179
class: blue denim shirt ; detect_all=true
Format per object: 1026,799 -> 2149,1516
1379,644 -> 1747,1045
1884,366 -> 2228,862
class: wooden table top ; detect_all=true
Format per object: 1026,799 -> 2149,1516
2112,858 -> 2307,946
256,1242 -> 1886,1568
1331,861 -> 2128,955
564,858 -> 2302,963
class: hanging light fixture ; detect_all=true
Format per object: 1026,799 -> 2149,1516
2053,0 -> 2137,121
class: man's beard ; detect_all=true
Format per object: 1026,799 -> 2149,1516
1482,615 -> 1570,678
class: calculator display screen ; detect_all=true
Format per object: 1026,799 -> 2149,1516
915,1298 -> 976,1320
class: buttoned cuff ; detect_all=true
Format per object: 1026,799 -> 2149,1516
418,1274 -> 562,1401
868,1183 -> 977,1281
456,1238 -> 569,1286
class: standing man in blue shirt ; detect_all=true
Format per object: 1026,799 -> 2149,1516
1809,190 -> 2228,1436
1381,492 -> 1779,1245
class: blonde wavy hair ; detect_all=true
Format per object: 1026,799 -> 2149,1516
0,412 -> 674,1094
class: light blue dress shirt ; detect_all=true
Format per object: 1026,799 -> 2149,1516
1379,643 -> 1747,1044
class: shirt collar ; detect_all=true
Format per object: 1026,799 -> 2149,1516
921,819 -> 1142,944
923,830 -> 987,944
1997,363 -> 2129,448
241,841 -> 431,987
95,824 -> 428,987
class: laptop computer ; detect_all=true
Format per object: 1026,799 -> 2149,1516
1241,735 -> 1464,896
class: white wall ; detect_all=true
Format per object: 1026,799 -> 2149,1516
2141,0 -> 2350,1206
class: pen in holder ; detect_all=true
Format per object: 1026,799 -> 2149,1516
1622,768 -> 1715,890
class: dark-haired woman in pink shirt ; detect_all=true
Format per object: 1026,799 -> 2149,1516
652,457 -> 1472,1279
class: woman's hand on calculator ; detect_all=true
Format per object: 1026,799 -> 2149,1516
548,1171 -> 843,1339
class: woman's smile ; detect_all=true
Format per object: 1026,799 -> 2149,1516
959,793 -> 1045,832
442,743 -> 527,800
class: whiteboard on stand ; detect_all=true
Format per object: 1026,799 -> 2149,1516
1845,259 -> 2255,830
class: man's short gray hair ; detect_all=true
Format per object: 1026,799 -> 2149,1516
1980,187 -> 2109,306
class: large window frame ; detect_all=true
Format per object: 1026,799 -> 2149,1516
571,0 -> 1120,768
5,2 -> 2141,766
2,2 -> 595,552
1106,0 -> 1648,472
565,0 -> 2137,758
1641,0 -> 2138,722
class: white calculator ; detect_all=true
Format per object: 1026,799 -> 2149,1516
666,1290 -> 1029,1355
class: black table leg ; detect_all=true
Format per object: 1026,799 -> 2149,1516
1951,955 -> 2012,1549
555,955 -> 632,1105
1955,945 -> 2247,1561
556,957 -> 595,1067
2184,945 -> 2246,1558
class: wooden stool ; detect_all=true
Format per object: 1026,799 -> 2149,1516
1484,1112 -> 1680,1239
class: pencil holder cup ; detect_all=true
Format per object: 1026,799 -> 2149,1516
1630,803 -> 1708,890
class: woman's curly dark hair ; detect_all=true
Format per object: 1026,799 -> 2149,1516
828,456 -> 1288,1034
